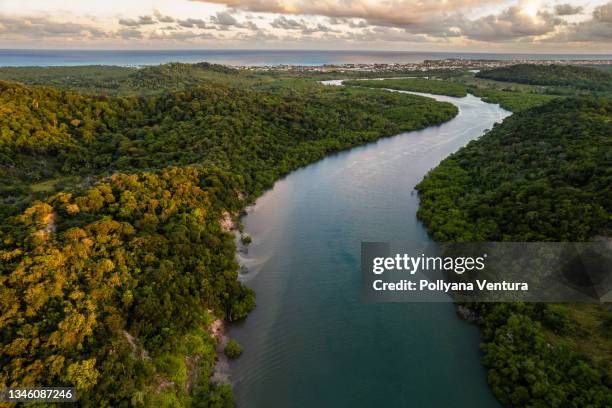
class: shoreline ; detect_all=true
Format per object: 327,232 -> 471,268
223,83 -> 509,405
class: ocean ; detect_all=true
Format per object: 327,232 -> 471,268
0,49 -> 611,67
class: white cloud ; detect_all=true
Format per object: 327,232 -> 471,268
0,0 -> 608,50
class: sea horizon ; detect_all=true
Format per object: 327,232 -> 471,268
1,48 -> 611,67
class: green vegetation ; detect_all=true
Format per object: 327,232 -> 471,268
469,88 -> 561,112
0,65 -> 134,93
0,168 -> 253,406
224,340 -> 243,359
344,77 -> 468,97
0,64 -> 458,406
416,97 -> 612,406
0,63 -> 250,96
417,97 -> 610,241
0,76 -> 457,219
4,61 -> 609,407
477,64 -> 612,93
345,75 -> 562,113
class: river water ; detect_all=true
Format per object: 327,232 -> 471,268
228,83 -> 510,407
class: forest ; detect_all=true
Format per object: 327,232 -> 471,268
416,97 -> 612,407
343,78 -> 469,97
476,64 -> 612,93
0,64 -> 458,406
2,61 -> 611,407
344,75 -> 562,112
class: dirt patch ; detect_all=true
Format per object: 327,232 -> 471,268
122,330 -> 151,361
220,211 -> 235,232
185,355 -> 200,393
209,318 -> 231,384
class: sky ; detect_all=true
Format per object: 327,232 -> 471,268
0,0 -> 610,52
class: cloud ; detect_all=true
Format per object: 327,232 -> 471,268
177,18 -> 208,29
346,26 -> 430,42
1,1 -> 609,48
554,4 -> 583,16
154,10 -> 175,23
460,6 -> 562,41
551,1 -> 612,41
118,15 -> 156,27
195,0 -> 504,27
301,23 -> 336,35
271,16 -> 306,30
116,28 -> 143,39
327,17 -> 370,28
0,15 -> 106,39
593,1 -> 612,23
210,11 -> 241,26
348,19 -> 370,28
149,30 -> 216,41
270,16 -> 336,35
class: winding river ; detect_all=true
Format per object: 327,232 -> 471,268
229,82 -> 510,407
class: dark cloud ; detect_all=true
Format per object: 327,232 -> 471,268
271,16 -> 306,30
349,19 -> 370,28
301,23 -> 336,35
116,28 -> 143,39
118,15 -> 156,27
593,1 -> 612,23
245,21 -> 259,30
271,16 -> 336,34
177,18 -> 207,29
149,30 -> 216,40
210,11 -> 240,26
554,4 -> 583,16
154,10 -> 176,23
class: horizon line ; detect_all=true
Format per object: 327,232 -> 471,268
1,48 -> 612,56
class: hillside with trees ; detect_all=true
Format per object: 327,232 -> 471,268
343,78 -> 469,97
0,65 -> 458,406
477,64 -> 612,93
345,76 -> 563,112
0,77 -> 457,219
416,97 -> 612,407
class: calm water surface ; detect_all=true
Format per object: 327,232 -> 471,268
0,49 -> 610,67
229,85 -> 510,407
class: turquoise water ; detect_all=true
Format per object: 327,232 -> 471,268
0,49 -> 610,67
228,88 -> 510,407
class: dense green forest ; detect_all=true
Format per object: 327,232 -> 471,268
344,76 -> 562,112
477,64 -> 612,93
0,64 -> 458,406
0,63 -> 245,96
416,97 -> 612,407
468,87 -> 561,112
0,76 -> 456,219
2,61 -> 611,407
0,65 -> 463,95
343,78 -> 469,97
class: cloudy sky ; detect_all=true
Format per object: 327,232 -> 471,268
0,0 -> 610,52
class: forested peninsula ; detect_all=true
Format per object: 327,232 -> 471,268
417,96 -> 612,406
0,64 -> 458,406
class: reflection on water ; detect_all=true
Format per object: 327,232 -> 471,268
229,88 -> 510,407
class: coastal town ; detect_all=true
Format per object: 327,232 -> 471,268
242,58 -> 612,73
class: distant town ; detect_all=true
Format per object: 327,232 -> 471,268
241,58 -> 612,73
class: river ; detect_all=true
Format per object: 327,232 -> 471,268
228,83 -> 511,407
